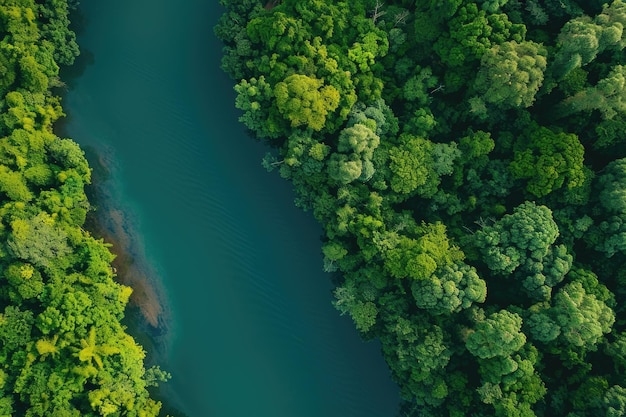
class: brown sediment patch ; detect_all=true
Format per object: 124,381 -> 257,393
92,207 -> 163,328
83,145 -> 168,331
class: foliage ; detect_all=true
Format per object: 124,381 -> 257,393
216,0 -> 626,414
0,1 -> 170,415
474,40 -> 547,110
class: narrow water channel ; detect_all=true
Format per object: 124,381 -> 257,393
61,1 -> 400,416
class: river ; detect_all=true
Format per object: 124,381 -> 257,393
60,0 -> 400,416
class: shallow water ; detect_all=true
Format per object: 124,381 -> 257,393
61,0 -> 400,416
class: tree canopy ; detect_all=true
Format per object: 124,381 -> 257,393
0,1 -> 170,415
216,0 -> 626,415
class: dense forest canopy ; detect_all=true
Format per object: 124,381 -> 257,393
216,0 -> 626,415
0,0 -> 169,416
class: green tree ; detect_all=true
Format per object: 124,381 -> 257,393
274,73 -> 340,131
411,262 -> 486,315
246,11 -> 307,55
557,65 -> 626,120
552,281 -> 615,349
234,76 -> 282,138
0,165 -> 32,202
328,123 -> 380,184
385,135 -> 460,199
383,222 -> 464,281
473,201 -> 559,274
474,40 -> 547,109
0,305 -> 34,351
75,327 -> 120,369
551,0 -> 626,78
381,316 -> 452,407
38,0 -> 81,66
7,212 -> 70,268
509,125 -> 586,197
4,262 -> 44,302
596,159 -> 626,211
466,310 -> 527,359
604,385 -> 626,417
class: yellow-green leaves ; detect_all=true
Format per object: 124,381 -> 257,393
474,40 -> 547,109
274,73 -> 339,131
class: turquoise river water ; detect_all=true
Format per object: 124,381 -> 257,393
60,0 -> 401,416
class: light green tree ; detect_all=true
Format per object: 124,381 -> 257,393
474,40 -> 547,109
466,310 -> 527,359
552,281 -> 615,348
274,73 -> 340,131
557,65 -> 626,120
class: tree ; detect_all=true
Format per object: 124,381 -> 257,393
234,76 -> 282,138
466,310 -> 527,359
327,123 -> 380,185
411,262 -> 486,315
557,65 -> 626,120
4,262 -> 44,302
18,54 -> 48,94
0,165 -> 32,202
434,4 -> 525,68
0,42 -> 17,97
509,125 -> 586,197
596,159 -> 626,213
7,212 -> 70,268
551,19 -> 604,80
385,135 -> 460,198
75,327 -> 120,370
381,316 -> 452,407
327,153 -> 363,185
0,305 -> 34,351
604,385 -> 626,417
551,1 -> 626,80
47,137 -> 91,183
526,311 -> 561,343
551,281 -> 615,349
515,244 -> 573,301
383,222 -> 464,281
274,73 -> 340,131
586,158 -> 626,257
346,98 -> 399,138
246,12 -> 307,55
402,66 -> 438,106
473,201 -> 559,274
38,0 -> 81,66
474,40 -> 547,109
333,283 -> 378,333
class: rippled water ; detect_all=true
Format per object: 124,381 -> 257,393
61,0 -> 400,416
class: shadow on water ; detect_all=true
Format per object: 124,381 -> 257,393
58,7 -> 94,89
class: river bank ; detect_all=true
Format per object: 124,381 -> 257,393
81,144 -> 169,331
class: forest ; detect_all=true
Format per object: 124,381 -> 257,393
215,0 -> 626,415
0,0 -> 169,416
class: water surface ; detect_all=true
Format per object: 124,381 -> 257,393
61,1 -> 400,416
